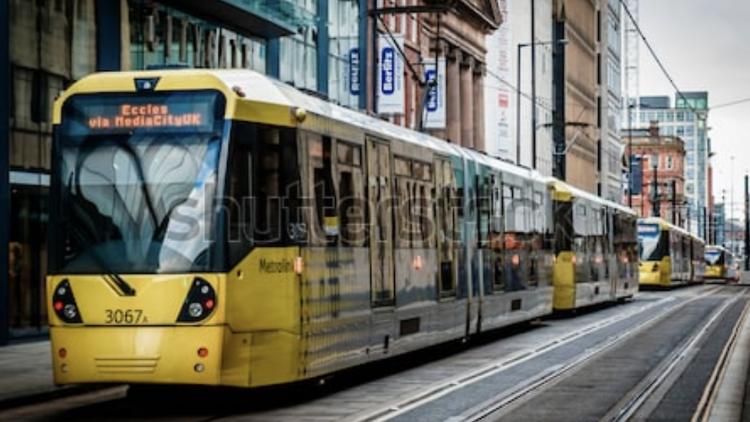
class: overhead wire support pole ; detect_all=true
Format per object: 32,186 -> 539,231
745,174 -> 749,271
530,0 -> 537,169
627,104 -> 633,208
516,43 -> 523,165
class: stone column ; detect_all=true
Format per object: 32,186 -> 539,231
447,47 -> 462,146
460,54 -> 474,150
473,63 -> 486,152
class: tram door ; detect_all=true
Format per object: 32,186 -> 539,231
367,139 -> 395,306
435,158 -> 456,297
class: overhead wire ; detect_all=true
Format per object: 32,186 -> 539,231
618,0 -> 703,117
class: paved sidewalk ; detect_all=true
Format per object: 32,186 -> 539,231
0,339 -> 85,410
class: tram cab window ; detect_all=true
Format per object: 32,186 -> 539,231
227,122 -> 301,266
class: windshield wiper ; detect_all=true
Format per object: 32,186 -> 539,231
104,272 -> 136,296
67,223 -> 137,296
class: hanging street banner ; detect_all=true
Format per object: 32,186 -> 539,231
348,47 -> 360,96
423,57 -> 446,129
629,154 -> 643,195
377,34 -> 404,115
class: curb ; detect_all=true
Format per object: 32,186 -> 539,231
0,384 -> 115,412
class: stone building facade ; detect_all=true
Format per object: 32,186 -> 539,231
624,122 -> 687,225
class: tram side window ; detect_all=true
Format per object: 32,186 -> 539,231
436,160 -> 456,295
311,136 -> 338,245
257,127 -> 302,243
394,157 -> 412,248
394,176 -> 411,248
337,141 -> 365,247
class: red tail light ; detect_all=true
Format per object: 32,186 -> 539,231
52,279 -> 83,323
176,278 -> 217,323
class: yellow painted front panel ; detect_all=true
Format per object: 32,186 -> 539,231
553,252 -> 576,310
50,326 -> 224,385
224,247 -> 303,386
248,331 -> 301,387
220,331 -> 252,387
225,247 -> 302,333
52,71 -> 238,123
47,274 -> 224,326
639,259 -> 671,287
705,266 -> 725,280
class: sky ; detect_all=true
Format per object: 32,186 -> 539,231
639,1 -> 750,216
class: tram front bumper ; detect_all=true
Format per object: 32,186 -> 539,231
50,325 -> 225,386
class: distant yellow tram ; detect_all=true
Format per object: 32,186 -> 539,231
637,218 -> 704,288
704,245 -> 738,283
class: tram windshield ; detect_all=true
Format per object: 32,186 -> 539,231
51,91 -> 226,274
705,249 -> 725,266
638,222 -> 668,261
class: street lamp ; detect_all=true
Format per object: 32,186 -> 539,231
651,153 -> 660,217
515,39 -> 567,167
627,102 -> 634,208
731,155 -> 735,255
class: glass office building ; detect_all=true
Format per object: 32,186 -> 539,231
636,92 -> 710,238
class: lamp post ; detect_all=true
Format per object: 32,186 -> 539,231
627,104 -> 633,208
731,155 -> 735,255
744,173 -> 749,270
515,39 -> 567,167
651,153 -> 660,217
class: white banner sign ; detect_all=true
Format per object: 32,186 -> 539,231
377,35 -> 404,115
423,57 -> 446,129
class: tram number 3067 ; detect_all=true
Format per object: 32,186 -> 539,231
104,309 -> 147,324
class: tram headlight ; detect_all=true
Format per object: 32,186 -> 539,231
188,302 -> 203,318
177,278 -> 217,323
63,304 -> 78,320
52,279 -> 83,324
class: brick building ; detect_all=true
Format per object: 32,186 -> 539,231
623,121 -> 687,226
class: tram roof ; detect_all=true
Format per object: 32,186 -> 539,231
638,217 -> 704,241
55,68 -> 598,192
546,178 -> 636,215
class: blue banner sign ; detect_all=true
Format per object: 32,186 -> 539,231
349,48 -> 360,96
380,47 -> 395,95
425,69 -> 437,111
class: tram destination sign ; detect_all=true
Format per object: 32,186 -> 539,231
62,92 -> 218,135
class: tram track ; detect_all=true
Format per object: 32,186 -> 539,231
347,293 -> 683,422
477,286 -> 749,422
1,286 -> 742,422
606,291 -> 744,422
362,286 -> 729,422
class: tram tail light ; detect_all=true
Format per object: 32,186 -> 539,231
52,279 -> 83,324
177,278 -> 217,323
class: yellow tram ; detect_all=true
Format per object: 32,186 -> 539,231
47,69 -> 562,389
704,245 -> 738,283
548,181 -> 639,311
637,217 -> 704,288
47,68 -> 640,390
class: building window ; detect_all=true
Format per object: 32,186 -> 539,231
280,26 -> 318,91
666,156 -> 674,170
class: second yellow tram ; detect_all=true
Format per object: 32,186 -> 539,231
637,217 -> 705,288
